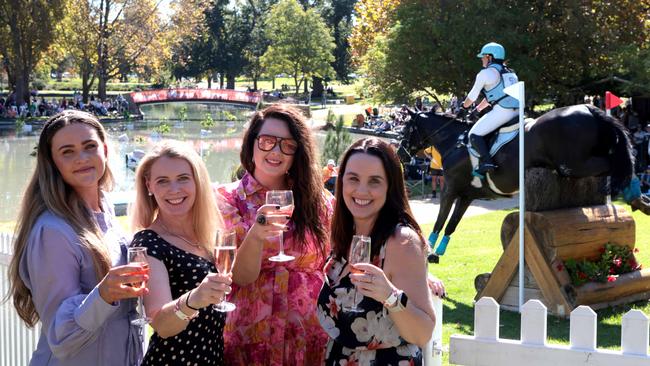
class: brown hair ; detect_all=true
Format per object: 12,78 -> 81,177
331,137 -> 424,260
240,104 -> 328,257
7,110 -> 114,327
130,141 -> 223,251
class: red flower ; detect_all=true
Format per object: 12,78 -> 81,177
556,263 -> 564,271
609,267 -> 615,274
599,247 -> 606,253
607,275 -> 617,282
578,271 -> 588,279
613,258 -> 622,268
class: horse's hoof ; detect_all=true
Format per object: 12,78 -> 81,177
428,253 -> 440,264
630,197 -> 650,215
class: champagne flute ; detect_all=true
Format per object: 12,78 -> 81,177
128,247 -> 151,326
266,190 -> 295,262
213,230 -> 237,312
343,235 -> 371,312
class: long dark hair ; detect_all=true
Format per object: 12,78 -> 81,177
331,138 -> 424,260
7,110 -> 114,327
240,104 -> 328,257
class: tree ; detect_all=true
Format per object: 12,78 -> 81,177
349,0 -> 400,65
0,0 -> 65,104
365,0 -> 650,106
60,0 -> 99,102
261,0 -> 335,95
322,112 -> 352,165
205,1 -> 252,89
94,0 -> 168,100
241,0 -> 275,90
168,0 -> 212,83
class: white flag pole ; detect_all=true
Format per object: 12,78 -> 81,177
504,81 -> 526,311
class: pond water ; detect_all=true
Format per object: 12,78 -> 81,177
0,102 -> 365,222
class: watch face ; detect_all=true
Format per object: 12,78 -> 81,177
399,292 -> 408,307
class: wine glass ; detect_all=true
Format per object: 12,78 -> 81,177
266,190 -> 295,262
128,247 -> 151,326
213,230 -> 237,312
343,235 -> 371,313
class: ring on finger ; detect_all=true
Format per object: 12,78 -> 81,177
256,214 -> 267,225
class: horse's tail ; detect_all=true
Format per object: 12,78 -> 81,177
586,105 -> 634,196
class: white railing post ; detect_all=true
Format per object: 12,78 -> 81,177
521,299 -> 547,346
475,297 -> 499,340
570,305 -> 597,351
424,295 -> 443,366
621,309 -> 649,356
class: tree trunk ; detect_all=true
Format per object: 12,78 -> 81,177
304,78 -> 309,94
14,72 -> 29,106
219,73 -> 225,89
98,76 -> 107,101
272,77 -> 275,90
312,77 -> 323,98
207,76 -> 212,89
226,74 -> 235,89
253,78 -> 258,91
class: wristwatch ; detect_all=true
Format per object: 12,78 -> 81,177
383,289 -> 408,313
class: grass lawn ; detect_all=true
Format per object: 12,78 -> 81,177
424,205 -> 650,365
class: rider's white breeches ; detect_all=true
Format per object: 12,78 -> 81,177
468,105 -> 519,137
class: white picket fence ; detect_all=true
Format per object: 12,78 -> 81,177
0,232 -> 42,366
450,297 -> 650,366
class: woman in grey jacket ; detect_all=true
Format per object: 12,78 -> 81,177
7,110 -> 147,365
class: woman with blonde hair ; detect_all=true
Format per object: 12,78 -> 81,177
7,110 -> 147,365
130,141 -> 231,365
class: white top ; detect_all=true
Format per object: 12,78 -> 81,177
467,67 -> 501,102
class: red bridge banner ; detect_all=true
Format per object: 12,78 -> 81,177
130,88 -> 261,105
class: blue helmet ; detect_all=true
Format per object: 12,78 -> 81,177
476,42 -> 505,60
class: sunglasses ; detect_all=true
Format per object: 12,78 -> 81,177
256,134 -> 298,155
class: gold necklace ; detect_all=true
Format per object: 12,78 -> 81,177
158,221 -> 203,250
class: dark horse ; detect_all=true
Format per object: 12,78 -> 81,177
397,104 -> 649,263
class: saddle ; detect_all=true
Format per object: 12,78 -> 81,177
463,116 -> 520,158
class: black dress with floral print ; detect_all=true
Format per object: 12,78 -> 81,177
317,243 -> 422,366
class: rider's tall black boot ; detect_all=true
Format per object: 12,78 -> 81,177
469,134 -> 498,175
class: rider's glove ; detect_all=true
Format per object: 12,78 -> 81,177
456,107 -> 468,119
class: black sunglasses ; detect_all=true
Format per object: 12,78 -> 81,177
256,134 -> 298,155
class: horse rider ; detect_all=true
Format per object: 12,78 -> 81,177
460,42 -> 519,175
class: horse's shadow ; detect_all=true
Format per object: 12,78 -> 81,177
443,295 -> 645,348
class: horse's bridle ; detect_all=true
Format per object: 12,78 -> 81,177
400,114 -> 459,158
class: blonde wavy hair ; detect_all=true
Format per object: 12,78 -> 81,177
130,141 -> 223,251
7,110 -> 114,327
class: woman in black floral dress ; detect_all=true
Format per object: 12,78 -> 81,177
130,142 -> 230,366
317,138 -> 436,365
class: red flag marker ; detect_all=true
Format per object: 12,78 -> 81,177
605,91 -> 623,110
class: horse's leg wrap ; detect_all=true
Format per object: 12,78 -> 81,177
434,235 -> 451,256
428,232 -> 439,249
623,176 -> 642,203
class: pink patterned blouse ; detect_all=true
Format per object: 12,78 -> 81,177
214,172 -> 334,366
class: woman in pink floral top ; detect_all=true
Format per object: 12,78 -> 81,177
214,105 -> 334,365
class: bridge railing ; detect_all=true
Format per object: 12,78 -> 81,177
450,297 -> 650,366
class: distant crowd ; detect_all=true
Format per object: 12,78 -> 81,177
0,92 -> 129,119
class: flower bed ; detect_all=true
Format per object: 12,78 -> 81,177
562,243 -> 642,286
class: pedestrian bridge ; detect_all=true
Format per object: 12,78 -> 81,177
129,88 -> 261,109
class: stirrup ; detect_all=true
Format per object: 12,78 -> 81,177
476,162 -> 497,175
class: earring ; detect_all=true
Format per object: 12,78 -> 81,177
148,191 -> 153,196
